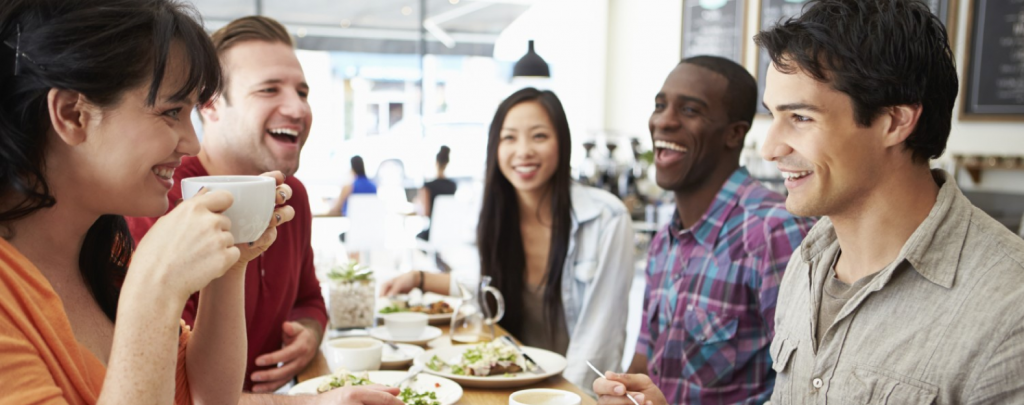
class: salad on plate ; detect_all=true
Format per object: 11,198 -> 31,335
425,341 -> 533,377
315,370 -> 440,405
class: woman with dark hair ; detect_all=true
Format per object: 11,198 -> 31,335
328,155 -> 378,216
0,0 -> 296,404
382,88 -> 635,392
416,145 -> 457,240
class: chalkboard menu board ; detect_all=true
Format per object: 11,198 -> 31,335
756,0 -> 957,115
681,0 -> 746,63
756,0 -> 810,115
924,0 -> 955,28
963,0 -> 1024,116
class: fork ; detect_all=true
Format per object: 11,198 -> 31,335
499,335 -> 546,374
391,364 -> 424,388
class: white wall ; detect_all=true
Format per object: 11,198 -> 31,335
495,0 -> 611,168
604,0 -> 684,151
604,0 -> 1024,192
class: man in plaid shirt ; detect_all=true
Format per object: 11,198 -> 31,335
594,56 -> 814,404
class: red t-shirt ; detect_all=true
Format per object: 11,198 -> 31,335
126,156 -> 328,391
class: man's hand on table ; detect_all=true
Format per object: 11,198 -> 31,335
251,321 -> 322,393
313,386 -> 404,405
593,372 -> 667,405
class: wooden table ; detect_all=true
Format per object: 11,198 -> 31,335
298,325 -> 596,405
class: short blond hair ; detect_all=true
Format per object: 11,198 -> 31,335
211,15 -> 293,54
209,16 -> 293,102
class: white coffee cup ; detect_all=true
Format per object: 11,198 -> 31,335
181,176 -> 275,244
325,337 -> 382,372
382,312 -> 428,339
509,389 -> 582,405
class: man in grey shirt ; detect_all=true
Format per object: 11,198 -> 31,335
755,0 -> 1024,404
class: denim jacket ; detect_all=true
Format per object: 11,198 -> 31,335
448,183 -> 636,393
559,183 -> 636,394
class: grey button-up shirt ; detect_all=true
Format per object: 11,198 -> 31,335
770,170 -> 1024,404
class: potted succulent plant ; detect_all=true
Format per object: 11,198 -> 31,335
326,261 -> 375,329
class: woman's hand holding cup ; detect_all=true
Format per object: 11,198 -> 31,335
130,187 -> 241,302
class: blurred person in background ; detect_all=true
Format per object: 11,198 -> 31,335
0,0 -> 295,403
416,145 -> 457,240
328,155 -> 377,217
382,88 -> 636,393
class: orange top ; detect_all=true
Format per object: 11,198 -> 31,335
0,238 -> 193,405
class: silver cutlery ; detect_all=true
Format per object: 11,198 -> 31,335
500,335 -> 546,374
585,360 -> 640,405
391,364 -> 424,388
383,340 -> 410,358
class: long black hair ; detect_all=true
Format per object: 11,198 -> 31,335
351,155 -> 367,177
0,0 -> 221,321
477,88 -> 573,337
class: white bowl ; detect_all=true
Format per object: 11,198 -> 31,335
510,389 -> 582,405
382,312 -> 428,339
324,337 -> 382,372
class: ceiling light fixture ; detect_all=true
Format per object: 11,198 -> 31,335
513,40 -> 550,78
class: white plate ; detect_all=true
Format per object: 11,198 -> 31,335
377,293 -> 459,325
382,343 -> 425,369
413,345 -> 568,388
289,371 -> 463,405
369,325 -> 443,346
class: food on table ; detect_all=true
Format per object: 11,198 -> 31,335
397,388 -> 440,405
426,341 -> 531,376
316,369 -> 370,392
315,370 -> 440,405
380,300 -> 454,315
327,262 -> 375,328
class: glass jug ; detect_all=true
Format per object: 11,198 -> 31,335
450,275 -> 505,344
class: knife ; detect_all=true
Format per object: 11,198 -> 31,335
500,335 -> 546,374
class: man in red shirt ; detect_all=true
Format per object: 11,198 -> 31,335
128,16 -> 399,405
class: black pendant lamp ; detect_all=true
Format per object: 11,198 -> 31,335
513,40 -> 550,78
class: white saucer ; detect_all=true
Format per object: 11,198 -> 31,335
369,325 -> 443,346
381,343 -> 425,369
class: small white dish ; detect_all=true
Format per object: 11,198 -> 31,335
382,312 -> 428,339
510,388 -> 582,405
369,325 -> 443,346
289,371 -> 463,405
324,337 -> 382,372
381,343 -> 425,369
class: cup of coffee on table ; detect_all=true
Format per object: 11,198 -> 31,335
509,389 -> 582,405
382,312 -> 428,339
325,337 -> 382,372
181,176 -> 275,244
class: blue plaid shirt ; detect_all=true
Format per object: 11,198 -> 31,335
638,168 -> 815,404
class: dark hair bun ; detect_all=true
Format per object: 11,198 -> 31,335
437,145 -> 451,165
